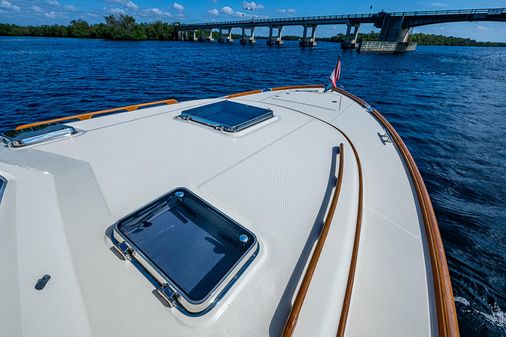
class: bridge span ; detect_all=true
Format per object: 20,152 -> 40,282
176,8 -> 506,52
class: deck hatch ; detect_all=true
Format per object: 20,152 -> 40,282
0,123 -> 76,147
180,100 -> 273,132
111,188 -> 257,314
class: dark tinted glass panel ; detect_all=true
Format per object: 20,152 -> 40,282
117,189 -> 255,302
180,100 -> 273,132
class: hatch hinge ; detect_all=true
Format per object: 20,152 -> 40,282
112,242 -> 136,261
157,284 -> 180,307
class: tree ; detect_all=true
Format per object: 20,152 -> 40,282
68,20 -> 91,38
104,14 -> 147,40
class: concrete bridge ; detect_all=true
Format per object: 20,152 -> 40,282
176,8 -> 506,52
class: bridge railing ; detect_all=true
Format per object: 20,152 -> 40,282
180,13 -> 375,28
179,7 -> 505,28
390,7 -> 505,16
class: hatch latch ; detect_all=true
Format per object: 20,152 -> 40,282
157,284 -> 180,307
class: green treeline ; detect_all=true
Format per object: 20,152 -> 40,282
0,15 -> 175,40
319,31 -> 506,47
1,15 -> 505,46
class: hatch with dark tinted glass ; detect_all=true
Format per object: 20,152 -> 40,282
179,100 -> 273,132
110,188 -> 258,314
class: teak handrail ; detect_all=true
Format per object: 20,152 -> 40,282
15,99 -> 177,130
282,143 -> 345,336
230,85 -> 459,337
333,87 -> 460,337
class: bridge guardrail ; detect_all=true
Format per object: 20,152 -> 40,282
180,13 -> 375,27
179,7 -> 505,28
390,8 -> 504,16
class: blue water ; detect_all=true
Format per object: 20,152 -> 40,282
1,37 -> 505,335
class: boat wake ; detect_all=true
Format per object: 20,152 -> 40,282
455,296 -> 506,331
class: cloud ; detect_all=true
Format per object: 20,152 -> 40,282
125,1 -> 138,10
172,2 -> 184,11
87,12 -> 98,17
109,7 -> 127,15
477,25 -> 493,31
243,1 -> 264,10
208,8 -> 219,16
143,7 -> 171,16
278,8 -> 295,14
220,6 -> 233,15
64,4 -> 77,11
47,0 -> 60,6
44,11 -> 57,18
0,0 -> 20,11
32,5 -> 44,12
221,6 -> 243,17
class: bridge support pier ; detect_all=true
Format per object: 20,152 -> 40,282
192,30 -> 198,42
267,26 -> 283,46
341,23 -> 360,49
359,14 -> 416,53
240,27 -> 256,45
218,28 -> 233,43
206,29 -> 214,42
300,25 -> 317,48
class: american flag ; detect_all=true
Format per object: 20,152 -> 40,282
329,55 -> 341,88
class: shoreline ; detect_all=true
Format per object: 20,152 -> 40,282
1,35 -> 506,48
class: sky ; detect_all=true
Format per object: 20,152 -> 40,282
1,0 -> 505,41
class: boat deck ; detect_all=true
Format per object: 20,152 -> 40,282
0,87 -> 448,337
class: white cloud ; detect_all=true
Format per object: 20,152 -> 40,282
208,8 -> 219,16
44,11 -> 57,18
243,1 -> 264,10
172,2 -> 184,11
477,25 -> 493,31
64,4 -> 77,11
32,5 -> 43,12
0,0 -> 20,11
220,6 -> 244,17
109,7 -> 127,15
221,6 -> 233,15
47,0 -> 60,6
278,8 -> 295,14
87,12 -> 98,17
125,1 -> 138,10
143,7 -> 171,16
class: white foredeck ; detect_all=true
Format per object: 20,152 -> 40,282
0,88 -> 436,337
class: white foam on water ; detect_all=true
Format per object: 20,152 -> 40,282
477,304 -> 506,329
455,296 -> 506,330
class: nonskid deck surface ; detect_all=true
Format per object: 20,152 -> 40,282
0,88 -> 438,337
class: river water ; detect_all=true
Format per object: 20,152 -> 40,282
0,37 -> 505,336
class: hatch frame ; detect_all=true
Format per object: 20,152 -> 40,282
179,100 -> 274,132
110,187 -> 258,315
0,123 -> 77,147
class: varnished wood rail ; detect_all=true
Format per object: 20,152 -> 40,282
332,86 -> 460,337
229,85 -> 459,337
282,143 -> 345,336
15,99 -> 177,130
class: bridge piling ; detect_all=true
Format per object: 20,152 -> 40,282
300,25 -> 317,48
219,28 -> 233,43
267,26 -> 283,46
341,23 -> 360,49
240,27 -> 256,45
